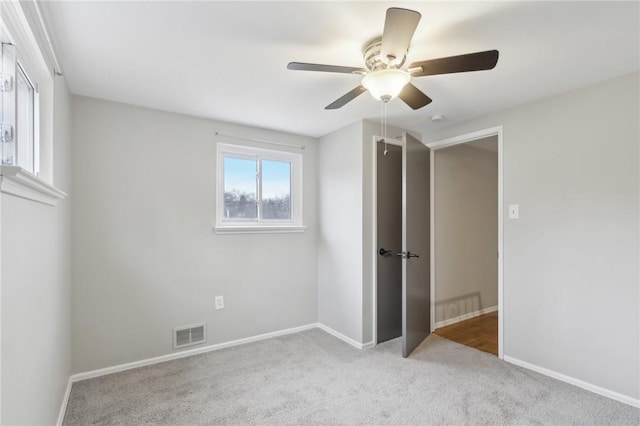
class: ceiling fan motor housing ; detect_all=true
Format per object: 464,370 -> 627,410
363,37 -> 406,71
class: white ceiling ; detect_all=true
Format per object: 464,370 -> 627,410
42,1 -> 639,138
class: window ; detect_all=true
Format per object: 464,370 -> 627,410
2,25 -> 39,175
216,143 -> 303,233
15,62 -> 36,172
0,2 -> 66,206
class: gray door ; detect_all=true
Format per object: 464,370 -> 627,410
376,142 -> 403,343
402,132 -> 431,357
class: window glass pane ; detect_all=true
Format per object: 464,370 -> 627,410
261,159 -> 291,220
223,157 -> 257,219
1,42 -> 17,167
16,64 -> 34,173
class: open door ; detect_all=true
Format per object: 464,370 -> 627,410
402,132 -> 431,357
376,141 -> 403,343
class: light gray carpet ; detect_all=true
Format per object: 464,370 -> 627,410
64,329 -> 639,425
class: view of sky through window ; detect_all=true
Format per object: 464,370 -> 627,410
223,156 -> 292,219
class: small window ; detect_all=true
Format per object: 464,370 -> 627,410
1,41 -> 38,175
16,63 -> 36,173
216,143 -> 303,233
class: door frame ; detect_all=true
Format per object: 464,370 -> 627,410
372,134 -> 405,346
425,126 -> 504,360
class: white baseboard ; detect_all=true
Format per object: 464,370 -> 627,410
59,323 -> 369,421
504,356 -> 640,408
70,323 -> 317,383
57,322 -> 639,422
434,305 -> 498,329
56,377 -> 72,426
316,323 -> 373,350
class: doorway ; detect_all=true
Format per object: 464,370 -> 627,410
375,141 -> 403,344
374,132 -> 431,357
427,127 -> 504,359
431,135 -> 498,355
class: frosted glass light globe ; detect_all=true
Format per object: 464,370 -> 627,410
362,69 -> 411,101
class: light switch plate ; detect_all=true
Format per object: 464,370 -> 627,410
215,295 -> 224,310
508,204 -> 519,219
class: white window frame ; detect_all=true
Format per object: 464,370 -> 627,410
1,7 -> 46,177
15,60 -> 39,174
215,143 -> 304,234
0,1 -> 65,206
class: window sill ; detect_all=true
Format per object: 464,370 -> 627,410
214,224 -> 306,235
0,166 -> 67,206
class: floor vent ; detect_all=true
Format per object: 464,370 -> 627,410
173,323 -> 207,349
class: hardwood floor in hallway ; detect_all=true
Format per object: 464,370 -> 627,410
434,311 -> 498,356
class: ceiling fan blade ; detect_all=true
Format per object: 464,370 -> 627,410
287,62 -> 366,74
410,50 -> 499,77
399,83 -> 432,110
380,8 -> 421,65
325,86 -> 367,110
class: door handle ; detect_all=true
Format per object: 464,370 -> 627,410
396,251 -> 420,259
378,248 -> 393,256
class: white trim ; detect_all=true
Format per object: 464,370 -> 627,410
361,341 -> 375,349
429,150 -> 435,333
504,356 -> 640,408
56,377 -> 72,426
1,0 -> 55,182
215,131 -> 305,150
374,135 -> 404,148
32,0 -> 63,75
0,192 -> 2,421
372,136 -> 378,346
214,225 -> 306,234
215,142 -> 303,230
427,126 -> 504,359
425,126 -> 504,150
0,165 -> 66,205
0,1 -> 50,80
316,323 -> 373,350
71,323 -> 317,383
434,305 -> 498,329
497,128 -> 504,360
58,323 -> 373,420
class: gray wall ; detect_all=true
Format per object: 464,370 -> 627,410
317,120 -> 410,345
362,120 -> 406,344
434,140 -> 498,324
71,96 -> 318,373
425,71 -> 639,400
317,122 -> 364,342
1,76 -> 73,424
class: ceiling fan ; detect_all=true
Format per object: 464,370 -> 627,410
287,7 -> 499,110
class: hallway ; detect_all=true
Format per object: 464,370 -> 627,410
434,312 -> 498,356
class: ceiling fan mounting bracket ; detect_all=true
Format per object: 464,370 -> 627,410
363,37 -> 406,71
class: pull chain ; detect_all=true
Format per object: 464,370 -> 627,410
382,101 -> 388,156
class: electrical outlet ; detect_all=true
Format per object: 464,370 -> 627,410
215,295 -> 224,310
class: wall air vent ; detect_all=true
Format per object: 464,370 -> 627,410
173,323 -> 207,349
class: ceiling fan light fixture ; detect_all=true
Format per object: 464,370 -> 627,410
362,69 -> 410,101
